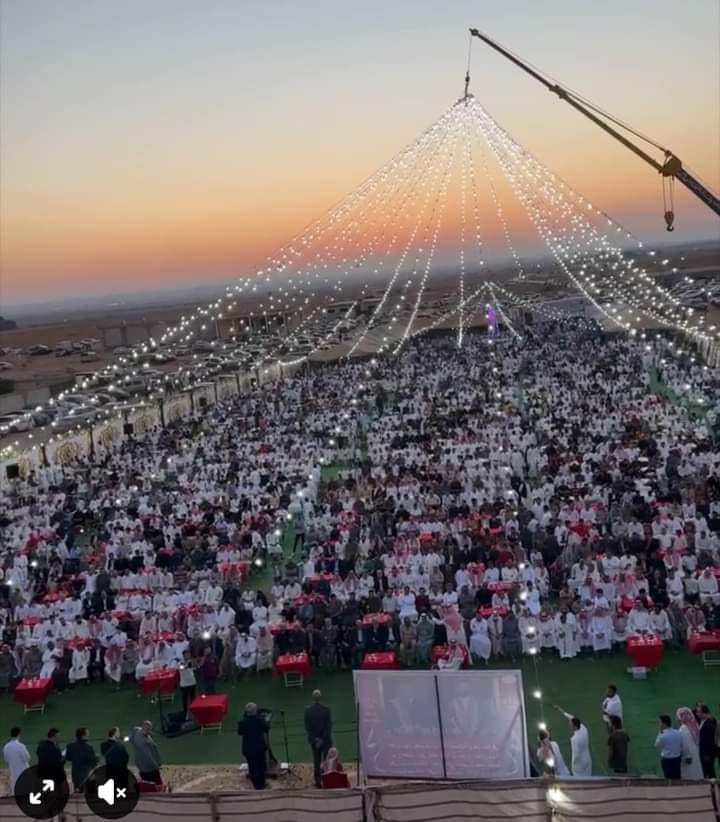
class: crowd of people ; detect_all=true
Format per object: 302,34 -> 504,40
1,321 -> 720,779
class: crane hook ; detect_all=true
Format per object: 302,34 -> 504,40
662,171 -> 676,232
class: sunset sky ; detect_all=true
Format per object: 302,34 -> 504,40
1,0 -> 718,306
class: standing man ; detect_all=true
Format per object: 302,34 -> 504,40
237,702 -> 268,789
36,728 -> 67,786
698,704 -> 718,778
64,727 -> 98,792
655,715 -> 683,779
130,721 -> 162,784
3,727 -> 30,793
101,727 -> 129,776
601,684 -> 623,728
292,508 -> 306,556
555,707 -> 592,776
607,716 -> 630,774
304,689 -> 333,788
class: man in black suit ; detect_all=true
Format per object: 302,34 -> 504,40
698,704 -> 718,778
238,702 -> 269,789
36,728 -> 67,786
100,727 -> 129,777
304,689 -> 333,788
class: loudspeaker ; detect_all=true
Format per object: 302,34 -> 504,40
6,464 -> 19,480
123,423 -> 134,436
198,397 -> 208,408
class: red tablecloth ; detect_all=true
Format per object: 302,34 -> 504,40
22,616 -> 42,626
111,610 -> 131,621
626,635 -> 664,668
362,613 -> 392,625
139,668 -> 179,695
218,561 -> 249,578
43,593 -> 65,603
308,574 -> 336,584
688,630 -> 720,654
270,621 -> 304,635
151,631 -> 177,643
486,581 -> 515,592
478,607 -> 509,619
621,596 -> 655,613
189,693 -> 228,726
293,594 -> 326,607
14,678 -> 52,707
64,638 -> 92,650
273,653 -> 312,677
361,651 -> 398,670
432,644 -> 470,668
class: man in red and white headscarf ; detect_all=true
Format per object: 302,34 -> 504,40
676,706 -> 703,779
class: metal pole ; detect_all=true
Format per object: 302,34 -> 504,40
433,674 -> 448,779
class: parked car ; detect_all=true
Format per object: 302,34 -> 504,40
0,413 -> 34,434
0,361 -> 13,371
28,344 -> 50,356
57,393 -> 91,406
53,405 -> 99,430
105,385 -> 131,400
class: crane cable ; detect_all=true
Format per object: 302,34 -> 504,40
464,32 -> 472,99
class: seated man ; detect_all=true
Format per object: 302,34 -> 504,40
437,639 -> 464,671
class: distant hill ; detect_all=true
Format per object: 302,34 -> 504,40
0,316 -> 17,331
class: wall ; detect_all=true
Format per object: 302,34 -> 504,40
0,779 -> 716,822
0,387 -> 51,415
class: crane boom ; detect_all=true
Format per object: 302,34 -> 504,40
469,28 -> 720,227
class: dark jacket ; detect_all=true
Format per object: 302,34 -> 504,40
304,702 -> 333,748
607,729 -> 630,772
699,717 -> 718,760
101,738 -> 129,771
237,714 -> 268,757
64,739 -> 98,788
36,739 -> 66,783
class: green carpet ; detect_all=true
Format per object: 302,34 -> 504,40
3,648 -> 717,777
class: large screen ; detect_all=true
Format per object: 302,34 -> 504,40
353,669 -> 530,780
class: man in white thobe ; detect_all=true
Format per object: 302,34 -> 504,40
234,634 -> 257,673
590,608 -> 612,653
626,601 -> 650,635
602,684 -> 623,728
469,615 -> 491,662
3,728 -> 30,792
650,606 -> 672,641
556,709 -> 593,777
